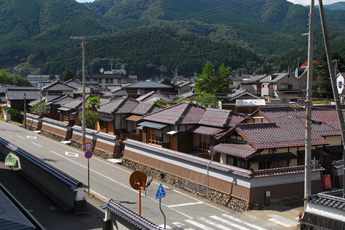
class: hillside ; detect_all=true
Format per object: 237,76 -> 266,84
0,0 -> 115,67
1,0 -> 345,78
324,2 -> 345,10
43,27 -> 262,78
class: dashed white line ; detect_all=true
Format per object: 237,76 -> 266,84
168,201 -> 204,208
32,142 -> 42,147
49,150 -> 193,219
16,135 -> 25,139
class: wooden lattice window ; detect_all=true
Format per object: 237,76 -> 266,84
194,134 -> 210,151
147,128 -> 162,146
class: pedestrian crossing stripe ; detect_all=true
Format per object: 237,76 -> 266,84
156,184 -> 166,199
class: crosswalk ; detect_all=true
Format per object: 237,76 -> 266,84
160,213 -> 298,230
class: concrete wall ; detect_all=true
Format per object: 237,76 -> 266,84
25,113 -> 42,130
71,125 -> 121,158
41,117 -> 71,141
0,138 -> 85,213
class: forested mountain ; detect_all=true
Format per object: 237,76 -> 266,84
0,0 -> 114,67
324,2 -> 345,10
1,0 -> 345,79
43,27 -> 262,78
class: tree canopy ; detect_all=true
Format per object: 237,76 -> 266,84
195,61 -> 233,102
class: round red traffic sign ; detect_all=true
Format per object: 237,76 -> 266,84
85,142 -> 93,151
85,151 -> 93,159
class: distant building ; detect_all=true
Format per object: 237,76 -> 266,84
27,74 -> 58,86
86,65 -> 131,89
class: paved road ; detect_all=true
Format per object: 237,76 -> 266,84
1,121 -> 301,230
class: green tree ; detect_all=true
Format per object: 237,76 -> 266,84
63,70 -> 74,81
14,76 -> 32,86
195,92 -> 219,108
195,61 -> 233,101
154,99 -> 169,108
315,52 -> 345,99
8,109 -> 23,123
86,96 -> 100,111
30,101 -> 49,117
84,110 -> 100,129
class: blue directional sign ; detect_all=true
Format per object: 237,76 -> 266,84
156,184 -> 166,199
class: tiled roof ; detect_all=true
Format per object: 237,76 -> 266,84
125,81 -> 173,89
64,79 -> 82,88
136,91 -> 172,103
42,81 -> 76,91
259,73 -> 290,83
252,165 -> 324,178
236,122 -> 328,149
99,97 -> 138,114
131,102 -> 161,115
188,125 -> 222,136
116,99 -> 138,114
307,189 -> 345,211
99,98 -> 125,114
213,142 -> 257,159
6,90 -> 40,100
233,106 -> 345,149
61,97 -> 83,109
143,101 -> 205,125
199,108 -> 244,127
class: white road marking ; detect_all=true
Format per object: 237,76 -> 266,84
32,142 -> 42,147
65,151 -> 78,158
16,135 -> 25,139
211,215 -> 249,230
49,150 -> 193,219
199,217 -> 233,230
172,222 -> 185,227
268,218 -> 292,228
222,214 -> 268,230
168,201 -> 203,208
173,189 -> 227,212
185,219 -> 215,230
159,225 -> 172,229
27,135 -> 37,139
267,214 -> 297,227
107,158 -> 122,164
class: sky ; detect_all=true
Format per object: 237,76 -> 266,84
76,0 -> 344,4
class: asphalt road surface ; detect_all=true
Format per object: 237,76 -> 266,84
0,121 -> 296,230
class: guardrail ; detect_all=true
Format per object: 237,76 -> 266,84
101,199 -> 162,230
0,137 -> 87,214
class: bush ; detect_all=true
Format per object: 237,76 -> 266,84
8,108 -> 23,123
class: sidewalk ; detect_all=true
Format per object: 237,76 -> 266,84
0,162 -> 105,230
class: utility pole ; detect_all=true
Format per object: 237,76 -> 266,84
304,0 -> 315,208
71,36 -> 86,151
318,0 -> 345,198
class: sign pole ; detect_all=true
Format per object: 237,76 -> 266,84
139,187 -> 142,216
156,184 -> 166,229
88,158 -> 90,196
159,198 -> 166,229
84,146 -> 93,197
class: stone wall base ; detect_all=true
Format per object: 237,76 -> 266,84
122,159 -> 249,211
41,130 -> 65,142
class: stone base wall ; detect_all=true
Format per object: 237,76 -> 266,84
41,130 -> 65,142
122,159 -> 249,211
